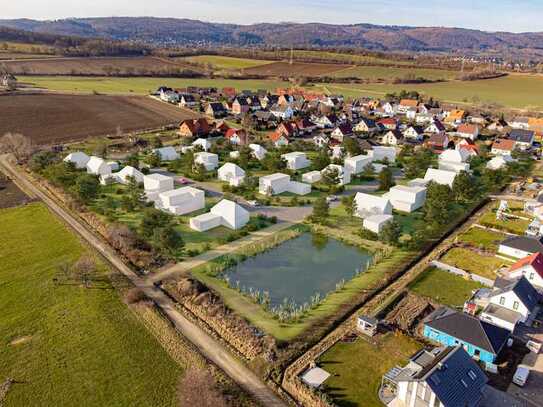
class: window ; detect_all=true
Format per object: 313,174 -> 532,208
529,272 -> 535,280
499,296 -> 506,305
513,301 -> 520,310
468,370 -> 477,381
460,379 -> 468,388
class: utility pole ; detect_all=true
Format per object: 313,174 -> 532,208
290,46 -> 294,65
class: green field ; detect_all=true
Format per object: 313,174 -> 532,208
0,203 -> 181,406
22,76 -> 290,95
333,65 -> 458,80
409,267 -> 483,307
183,55 -> 272,70
479,211 -> 532,235
319,74 -> 543,111
320,332 -> 421,407
457,227 -> 507,251
440,247 -> 504,279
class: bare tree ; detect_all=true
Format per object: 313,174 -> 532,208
0,133 -> 33,163
177,368 -> 228,407
74,256 -> 97,288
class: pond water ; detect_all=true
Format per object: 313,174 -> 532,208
225,233 -> 373,308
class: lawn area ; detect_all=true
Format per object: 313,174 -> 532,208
320,332 -> 422,407
479,210 -> 531,235
332,65 -> 457,80
183,55 -> 272,70
440,247 -> 505,279
409,267 -> 483,307
0,203 -> 181,406
22,76 -> 290,95
457,227 -> 507,251
319,74 -> 543,111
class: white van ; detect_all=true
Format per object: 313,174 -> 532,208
513,366 -> 530,387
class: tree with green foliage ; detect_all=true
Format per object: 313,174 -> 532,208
424,181 -> 454,226
362,163 -> 375,179
311,196 -> 329,224
151,136 -> 163,149
404,148 -> 435,179
312,149 -> 331,171
379,220 -> 402,245
262,151 -> 286,172
322,166 -> 341,187
72,174 -> 100,202
341,195 -> 357,216
452,171 -> 479,204
378,167 -> 394,191
343,137 -> 361,157
140,208 -> 174,239
125,154 -> 140,168
153,226 -> 184,257
29,151 -> 58,172
144,151 -> 161,168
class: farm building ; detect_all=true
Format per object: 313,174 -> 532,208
64,151 -> 90,169
249,144 -> 267,161
281,152 -> 311,171
154,146 -> 179,161
424,168 -> 457,188
115,166 -> 144,185
195,152 -> 219,171
367,146 -> 396,163
383,185 -> 427,213
344,154 -> 372,175
322,164 -> 351,186
86,156 -> 112,176
363,214 -> 394,234
354,193 -> 393,218
438,149 -> 470,173
218,163 -> 246,186
302,171 -> 322,184
157,187 -> 205,215
190,200 -> 249,232
423,307 -> 510,363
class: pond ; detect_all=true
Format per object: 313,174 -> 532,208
224,233 -> 373,308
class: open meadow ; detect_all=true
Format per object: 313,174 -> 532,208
0,203 -> 181,407
182,55 -> 272,70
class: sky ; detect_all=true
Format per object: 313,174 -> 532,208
2,0 -> 543,33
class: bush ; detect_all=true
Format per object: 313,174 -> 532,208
124,288 -> 147,304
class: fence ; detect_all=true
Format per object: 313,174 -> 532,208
430,260 -> 494,287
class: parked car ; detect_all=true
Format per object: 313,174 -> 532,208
326,195 -> 339,203
247,200 -> 260,207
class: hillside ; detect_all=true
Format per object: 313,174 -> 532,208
1,17 -> 543,58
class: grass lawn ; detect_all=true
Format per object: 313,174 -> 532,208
183,55 -> 272,70
0,203 -> 181,406
319,332 -> 422,407
332,65 -> 457,80
440,247 -> 505,279
457,227 -> 507,251
409,267 -> 484,307
22,76 -> 290,95
479,211 -> 531,235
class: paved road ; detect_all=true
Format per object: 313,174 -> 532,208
0,155 -> 286,407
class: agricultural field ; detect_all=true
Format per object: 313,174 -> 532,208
409,267 -> 483,307
22,75 -> 290,95
0,178 -> 31,209
440,247 -> 505,279
0,41 -> 57,56
457,227 -> 507,251
0,203 -> 181,406
2,56 -> 192,75
0,93 -> 199,144
332,65 -> 458,81
244,61 -> 351,77
319,332 -> 422,407
182,55 -> 272,70
319,74 -> 543,111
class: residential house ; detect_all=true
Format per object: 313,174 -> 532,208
64,151 -> 90,169
383,185 -> 427,213
295,118 -> 317,135
258,173 -> 310,196
445,109 -> 466,125
397,99 -> 419,114
269,132 -> 290,147
426,134 -> 450,151
179,118 -> 211,139
322,164 -> 351,185
221,87 -> 237,99
382,130 -> 404,146
491,139 -> 516,156
313,114 -> 338,129
115,166 -> 144,185
424,168 -> 457,188
425,120 -> 446,136
423,307 -> 510,363
218,163 -> 246,187
86,156 -> 112,176
190,200 -> 249,232
508,129 -> 535,151
232,98 -> 250,115
378,118 -> 398,131
456,124 -> 480,140
382,102 -> 396,116
281,152 -> 311,171
480,277 -> 539,332
269,104 -> 294,120
179,94 -> 197,108
313,133 -> 330,148
143,173 -> 174,202
487,119 -> 509,134
194,152 -> 219,171
499,236 -> 543,259
302,171 -> 322,184
403,126 -> 424,142
254,111 -> 278,129
277,121 -> 298,139
344,154 -> 372,175
506,253 -> 543,292
383,346 -> 488,407
486,155 -> 514,170
438,149 -> 470,173
354,192 -> 393,218
206,102 -> 228,118
160,89 -> 179,103
510,117 -> 530,130
367,146 -> 397,163
354,118 -> 378,134
225,128 -> 249,145
156,187 -> 205,216
249,144 -> 268,161
363,214 -> 394,234
331,123 -> 354,143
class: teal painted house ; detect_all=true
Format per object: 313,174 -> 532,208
423,307 -> 510,364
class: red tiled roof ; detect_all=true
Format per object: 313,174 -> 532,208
492,139 -> 516,151
457,124 -> 478,134
510,253 -> 543,278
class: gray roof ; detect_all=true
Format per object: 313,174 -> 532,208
508,129 -> 535,143
425,308 -> 510,355
492,276 -> 539,312
501,236 -> 543,254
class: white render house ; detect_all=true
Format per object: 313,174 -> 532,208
218,163 -> 246,187
258,173 -> 311,196
363,214 -> 394,234
486,155 -> 514,171
64,151 -> 90,169
143,173 -> 174,201
281,152 -> 311,171
344,155 -> 372,175
154,146 -> 179,161
194,152 -> 219,171
322,164 -> 351,186
157,186 -> 205,215
86,156 -> 112,176
249,144 -> 267,161
354,192 -> 393,218
438,149 -> 470,173
367,146 -> 396,163
383,185 -> 427,213
302,171 -> 322,184
424,168 -> 457,188
192,138 -> 212,152
115,166 -> 144,185
190,199 -> 250,232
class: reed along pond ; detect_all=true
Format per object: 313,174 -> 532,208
225,233 -> 373,307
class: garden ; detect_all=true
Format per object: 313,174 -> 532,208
440,247 -> 505,279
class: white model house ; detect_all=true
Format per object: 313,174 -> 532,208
115,166 -> 144,185
143,173 -> 174,201
302,171 -> 322,184
192,138 -> 212,152
154,146 -> 179,161
157,187 -> 205,215
258,173 -> 311,196
86,156 -> 112,176
190,200 -> 250,232
249,144 -> 267,161
281,152 -> 311,171
194,152 -> 219,171
383,185 -> 427,213
438,149 -> 470,173
354,193 -> 393,218
363,214 -> 394,234
486,155 -> 514,170
218,163 -> 246,187
321,164 -> 351,185
64,151 -> 90,169
367,146 -> 396,163
344,155 -> 372,175
424,168 -> 457,188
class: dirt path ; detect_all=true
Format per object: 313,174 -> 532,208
0,155 -> 285,407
